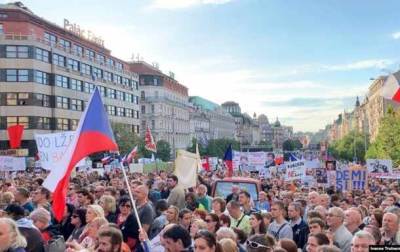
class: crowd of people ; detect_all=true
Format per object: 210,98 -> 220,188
0,167 -> 399,252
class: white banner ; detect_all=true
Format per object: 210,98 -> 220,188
0,156 -> 26,171
174,150 -> 199,189
366,159 -> 393,177
35,131 -> 86,171
285,161 -> 306,181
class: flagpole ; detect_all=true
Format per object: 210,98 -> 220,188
118,161 -> 142,229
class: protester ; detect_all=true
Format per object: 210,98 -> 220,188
0,217 -> 27,252
326,207 -> 352,252
167,175 -> 185,210
268,200 -> 293,240
306,233 -> 330,252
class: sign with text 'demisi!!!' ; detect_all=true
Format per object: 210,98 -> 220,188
285,161 -> 306,181
34,131 -> 86,171
336,167 -> 367,191
366,159 -> 393,178
0,156 -> 26,171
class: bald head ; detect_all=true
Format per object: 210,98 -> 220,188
134,185 -> 149,202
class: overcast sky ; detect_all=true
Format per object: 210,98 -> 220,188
8,0 -> 400,132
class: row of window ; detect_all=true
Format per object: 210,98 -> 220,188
3,45 -> 137,89
2,69 -> 139,104
43,32 -> 124,70
0,92 -> 139,118
2,116 -> 139,133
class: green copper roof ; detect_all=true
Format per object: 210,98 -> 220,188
189,96 -> 220,111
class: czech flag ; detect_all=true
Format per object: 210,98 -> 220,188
223,144 -> 233,177
382,74 -> 400,102
43,87 -> 118,221
101,155 -> 114,165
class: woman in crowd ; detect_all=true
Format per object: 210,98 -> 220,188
185,192 -> 199,211
60,203 -> 75,241
211,197 -> 226,217
306,233 -> 330,252
79,217 -> 108,250
99,195 -> 117,223
79,204 -> 104,242
67,208 -> 87,242
190,219 -> 208,238
205,213 -> 220,233
261,212 -> 272,230
194,230 -> 222,252
166,205 -> 179,224
0,217 -> 27,252
369,208 -> 383,228
219,214 -> 231,228
249,213 -> 266,235
115,196 -> 132,228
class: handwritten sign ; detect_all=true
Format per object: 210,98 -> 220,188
35,131 -> 84,170
285,161 -> 305,181
0,156 -> 26,171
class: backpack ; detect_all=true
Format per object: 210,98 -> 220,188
44,235 -> 66,252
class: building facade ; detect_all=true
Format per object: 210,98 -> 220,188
129,61 -> 191,155
189,96 -> 235,142
0,3 -> 140,156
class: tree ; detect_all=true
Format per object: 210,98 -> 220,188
156,140 -> 171,162
206,138 -> 240,158
186,138 -> 207,156
282,139 -> 303,151
111,123 -> 141,155
366,107 -> 400,166
328,131 -> 368,162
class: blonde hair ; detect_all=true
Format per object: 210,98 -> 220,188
219,238 -> 238,252
192,219 -> 207,230
0,217 -> 27,249
1,192 -> 14,205
89,217 -> 108,229
87,204 -> 105,219
99,195 -> 116,213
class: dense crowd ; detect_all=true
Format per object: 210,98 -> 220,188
0,167 -> 399,252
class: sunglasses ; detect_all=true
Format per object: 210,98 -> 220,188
71,215 -> 78,218
246,240 -> 271,250
205,219 -> 214,223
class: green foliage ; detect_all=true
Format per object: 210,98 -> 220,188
186,138 -> 207,156
206,138 -> 240,158
282,139 -> 303,151
329,131 -> 368,162
366,108 -> 400,166
156,140 -> 171,162
111,123 -> 141,155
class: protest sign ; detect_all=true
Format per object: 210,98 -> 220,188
315,168 -> 327,183
336,167 -> 367,191
285,161 -> 305,181
0,156 -> 26,171
129,163 -> 144,173
35,131 -> 76,170
366,159 -> 393,178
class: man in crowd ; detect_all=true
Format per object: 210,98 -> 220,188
96,226 -> 123,252
179,209 -> 192,232
166,175 -> 185,209
196,184 -> 212,212
239,190 -> 257,215
288,202 -> 308,249
327,207 -> 352,252
381,206 -> 400,245
227,200 -> 251,235
351,231 -> 376,252
133,184 -> 155,234
344,208 -> 362,235
162,225 -> 192,252
76,188 -> 94,208
14,187 -> 34,213
268,200 -> 293,240
32,187 -> 51,210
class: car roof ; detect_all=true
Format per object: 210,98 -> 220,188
216,177 -> 260,184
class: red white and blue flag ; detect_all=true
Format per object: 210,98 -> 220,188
145,126 -> 157,153
101,155 -> 114,165
122,146 -> 138,164
223,144 -> 233,177
43,87 -> 118,221
382,74 -> 400,102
